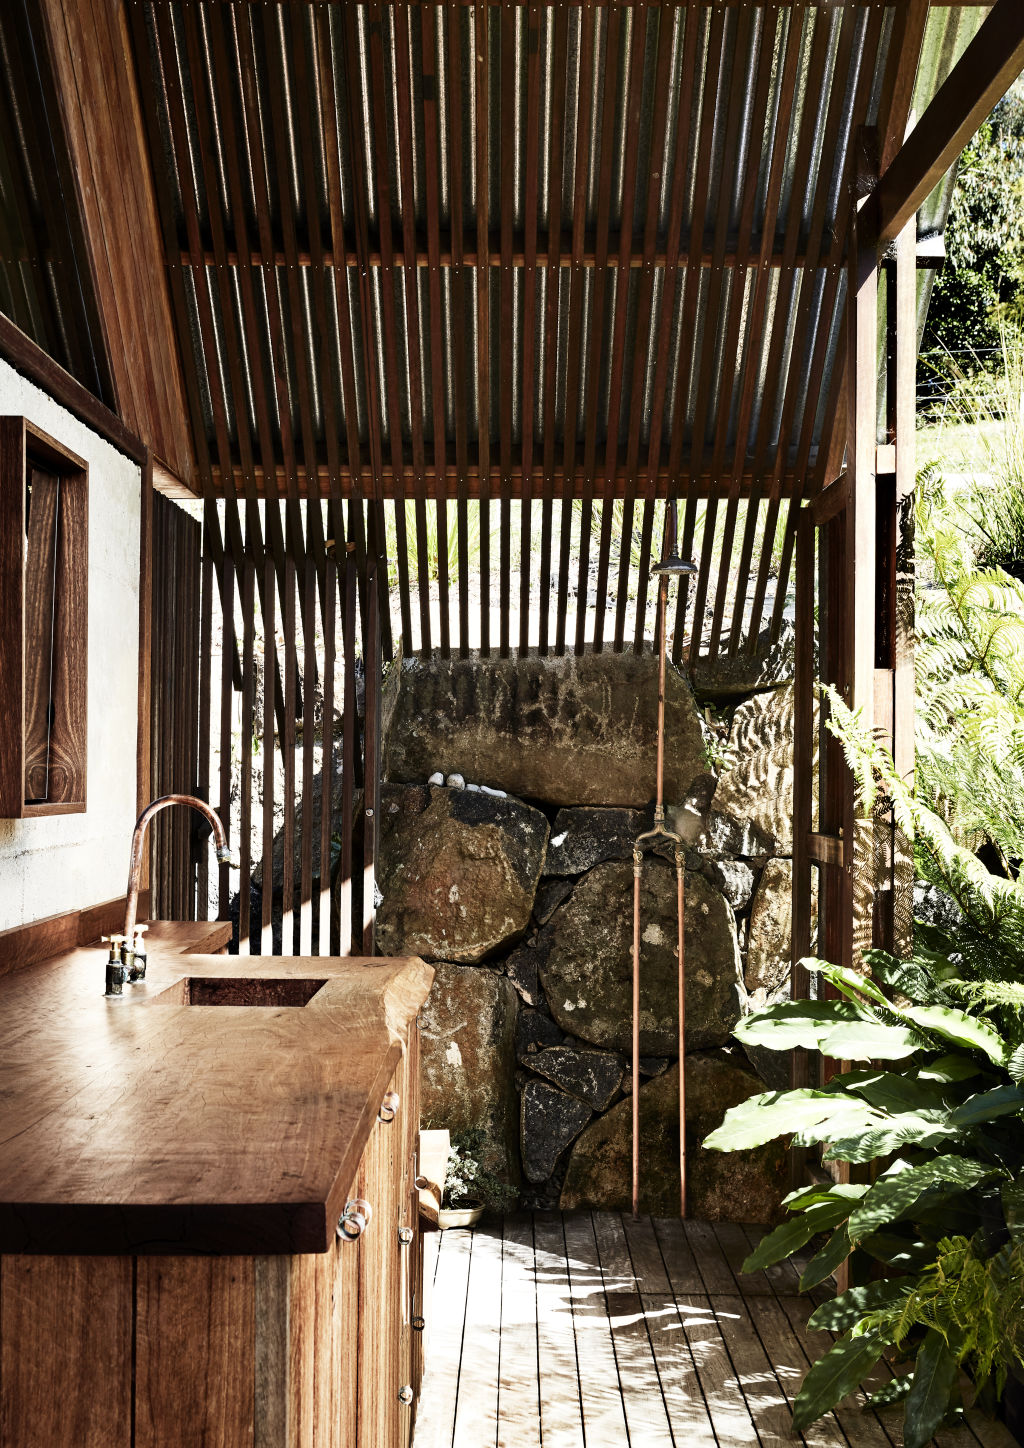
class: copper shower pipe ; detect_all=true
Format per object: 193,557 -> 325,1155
631,503 -> 695,1222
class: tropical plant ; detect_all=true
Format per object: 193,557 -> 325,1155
442,1130 -> 518,1211
704,948 -> 1024,1446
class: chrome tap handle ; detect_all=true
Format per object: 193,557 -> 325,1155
378,1090 -> 400,1123
337,1198 -> 373,1241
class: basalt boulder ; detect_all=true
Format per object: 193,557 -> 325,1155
375,784 -> 548,963
559,1054 -> 787,1222
539,859 -> 742,1055
382,648 -> 711,808
419,962 -> 520,1187
546,807 -> 646,876
521,1081 -> 592,1182
529,1045 -> 624,1111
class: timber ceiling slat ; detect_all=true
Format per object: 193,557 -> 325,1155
444,0 -> 472,658
474,0 -> 491,654
633,5 -> 702,653
722,4 -> 839,657
594,5 -> 649,654
706,2 -> 799,662
671,4 -> 727,665
393,1 -> 433,653
420,4 -> 452,658
746,6 -> 870,655
498,0 -> 516,658
613,3 -> 676,652
555,3 -> 596,656
537,4 -> 569,657
574,5 -> 623,657
766,0 -> 932,648
683,0 -> 763,667
518,1 -> 543,655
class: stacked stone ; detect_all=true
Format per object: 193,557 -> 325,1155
375,640 -> 804,1222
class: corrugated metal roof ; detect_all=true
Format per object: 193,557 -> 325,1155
133,4 -> 982,495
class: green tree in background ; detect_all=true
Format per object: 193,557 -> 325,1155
924,81 -> 1024,363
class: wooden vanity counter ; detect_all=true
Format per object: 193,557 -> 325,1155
0,923 -> 435,1447
0,921 -> 433,1255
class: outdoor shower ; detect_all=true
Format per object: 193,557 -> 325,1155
631,501 -> 696,1221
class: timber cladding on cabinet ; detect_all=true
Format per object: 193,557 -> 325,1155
0,1054 -> 421,1448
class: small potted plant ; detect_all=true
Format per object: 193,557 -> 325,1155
438,1131 -> 517,1229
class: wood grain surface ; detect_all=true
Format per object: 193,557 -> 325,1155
0,924 -> 432,1253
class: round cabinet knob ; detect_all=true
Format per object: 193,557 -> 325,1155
378,1090 -> 400,1124
398,1226 -> 414,1246
337,1197 -> 374,1241
398,1386 -> 414,1407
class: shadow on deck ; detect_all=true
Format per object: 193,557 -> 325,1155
412,1212 -> 1016,1448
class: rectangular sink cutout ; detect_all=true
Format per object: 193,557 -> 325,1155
158,977 -> 328,1008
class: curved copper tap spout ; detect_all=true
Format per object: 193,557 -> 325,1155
123,794 -> 236,947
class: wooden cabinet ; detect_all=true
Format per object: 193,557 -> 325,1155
0,1033 -> 424,1448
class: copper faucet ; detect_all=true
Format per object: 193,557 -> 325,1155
104,794 -> 237,997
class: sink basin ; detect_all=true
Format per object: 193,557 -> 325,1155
155,977 -> 328,1008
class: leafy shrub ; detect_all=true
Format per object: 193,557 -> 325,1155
704,949 -> 1024,1446
442,1130 -> 518,1211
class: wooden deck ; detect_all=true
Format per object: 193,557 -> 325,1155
412,1212 -> 1017,1448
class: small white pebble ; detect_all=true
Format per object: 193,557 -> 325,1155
427,772 -> 444,786
446,773 -> 465,789
465,782 -> 480,792
479,785 -> 506,797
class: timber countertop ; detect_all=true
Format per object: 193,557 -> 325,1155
0,922 -> 434,1255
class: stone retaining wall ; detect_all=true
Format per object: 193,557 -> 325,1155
378,639 -> 803,1221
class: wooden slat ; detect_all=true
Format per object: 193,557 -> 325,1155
518,3 -> 542,657
450,1222 -> 503,1446
135,1256 -> 255,1448
0,1255 -> 132,1448
532,1212 -> 585,1448
238,561 -> 255,955
261,552 -> 276,955
474,0 -> 492,657
498,1 -> 516,660
562,1212 -> 630,1444
497,1215 -> 541,1448
446,2 -> 472,658
555,4 -> 595,657
592,7 -> 648,654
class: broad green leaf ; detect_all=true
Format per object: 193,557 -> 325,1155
742,1198 -> 857,1272
868,1373 -> 912,1407
805,958 -> 890,1007
918,1054 -> 981,1083
904,1330 -> 959,1448
782,1183 -> 869,1210
847,1157 -> 998,1244
846,1071 -> 950,1115
819,1020 -> 922,1061
791,1330 -> 887,1432
823,1115 -> 959,1164
799,1223 -> 851,1291
949,1084 -> 1024,1126
734,1001 -> 872,1053
808,1278 -> 911,1333
704,1090 -> 876,1152
901,1005 -> 1007,1066
864,949 -> 952,1006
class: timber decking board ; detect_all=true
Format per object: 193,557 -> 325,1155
413,1213 -> 1019,1448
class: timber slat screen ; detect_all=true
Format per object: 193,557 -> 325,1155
125,3 -> 986,952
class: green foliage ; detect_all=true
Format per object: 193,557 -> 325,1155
442,1130 -> 518,1211
924,83 -> 1024,361
705,946 -> 1024,1439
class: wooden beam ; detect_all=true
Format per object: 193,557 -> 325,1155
37,0 -> 196,486
0,312 -> 145,465
207,462 -> 804,503
867,0 -> 1024,250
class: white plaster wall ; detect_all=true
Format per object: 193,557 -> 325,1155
0,357 -> 140,930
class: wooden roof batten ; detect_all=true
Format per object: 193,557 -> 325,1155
12,2 -> 967,662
